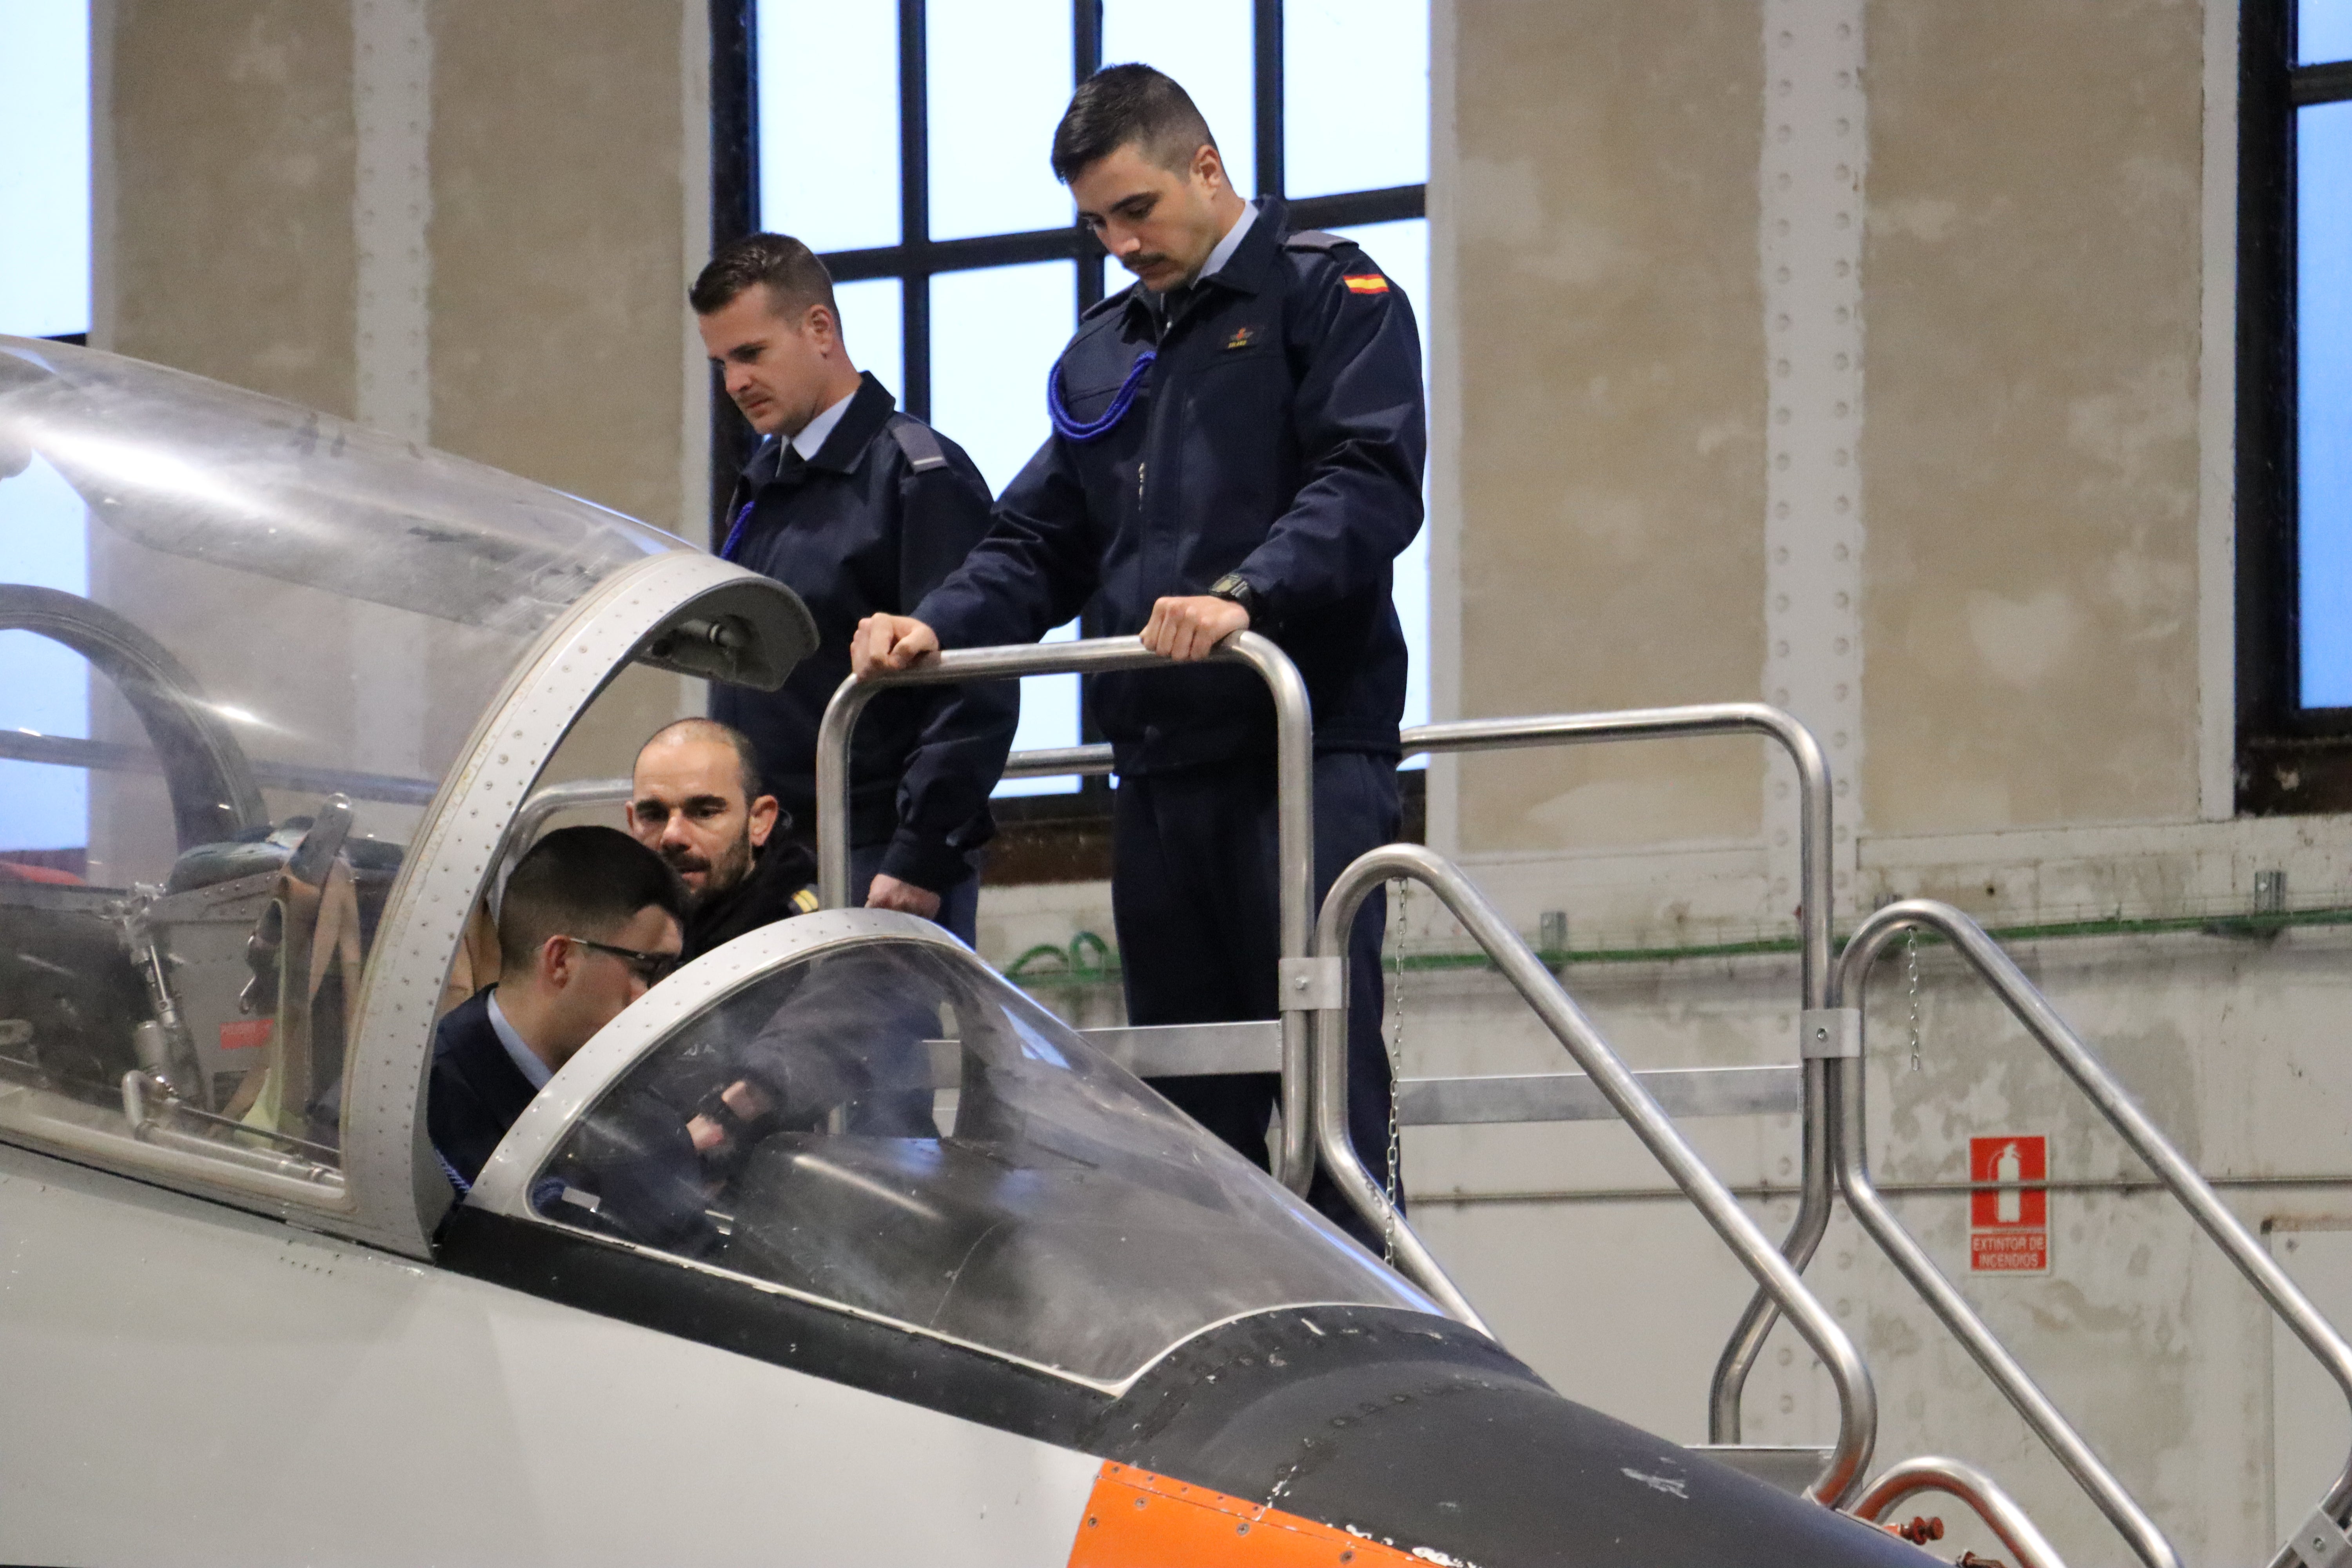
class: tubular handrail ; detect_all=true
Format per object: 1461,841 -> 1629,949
1850,1456 -> 2070,1568
1831,899 -> 2212,1568
979,702 -> 1839,1443
818,631 -> 1319,1194
1394,704 -> 1839,1445
1314,842 -> 1875,1508
846,696 -> 1839,1439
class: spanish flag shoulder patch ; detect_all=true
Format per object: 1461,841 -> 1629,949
1343,272 -> 1390,295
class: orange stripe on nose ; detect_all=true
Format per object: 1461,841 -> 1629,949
1067,1461 -> 1432,1567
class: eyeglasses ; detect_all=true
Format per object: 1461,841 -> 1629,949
561,935 -> 681,986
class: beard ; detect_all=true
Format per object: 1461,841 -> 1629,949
664,826 -> 756,908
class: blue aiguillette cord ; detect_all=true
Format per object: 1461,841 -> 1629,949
718,500 -> 754,562
1047,350 -> 1156,443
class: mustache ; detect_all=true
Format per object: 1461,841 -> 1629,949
660,847 -> 711,874
1123,253 -> 1171,274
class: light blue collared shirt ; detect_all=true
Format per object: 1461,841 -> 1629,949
1150,201 -> 1260,309
485,989 -> 553,1091
788,385 -> 858,461
1197,200 -> 1258,284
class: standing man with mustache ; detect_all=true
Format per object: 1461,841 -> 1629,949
853,65 -> 1425,1244
693,236 -> 1014,945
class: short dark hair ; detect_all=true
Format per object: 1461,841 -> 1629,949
1051,64 -> 1218,185
638,716 -> 766,801
499,825 -> 687,972
690,232 -> 839,321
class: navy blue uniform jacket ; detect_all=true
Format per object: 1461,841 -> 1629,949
712,373 -> 1017,891
426,987 -> 533,1190
914,201 -> 1426,773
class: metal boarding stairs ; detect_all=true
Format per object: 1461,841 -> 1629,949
523,631 -> 2352,1568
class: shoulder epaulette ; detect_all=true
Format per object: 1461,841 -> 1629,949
1080,283 -> 1139,322
886,414 -> 949,474
1283,229 -> 1357,254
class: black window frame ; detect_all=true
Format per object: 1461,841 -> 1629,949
706,0 -> 1430,869
2239,0 -> 2352,811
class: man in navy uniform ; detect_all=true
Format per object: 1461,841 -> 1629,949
627,717 -> 819,964
854,66 -> 1424,1241
694,235 -> 1014,944
427,826 -> 687,1191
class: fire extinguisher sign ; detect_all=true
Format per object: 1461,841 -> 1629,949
1969,1135 -> 2049,1274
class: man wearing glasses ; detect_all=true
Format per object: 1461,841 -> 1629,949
428,826 -> 688,1192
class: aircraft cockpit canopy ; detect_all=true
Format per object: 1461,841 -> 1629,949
0,336 -> 811,1248
466,918 -> 1433,1388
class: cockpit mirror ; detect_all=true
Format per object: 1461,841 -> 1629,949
633,577 -> 817,691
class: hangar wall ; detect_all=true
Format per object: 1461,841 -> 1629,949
1400,3 -> 2352,1564
90,0 -> 704,844
73,0 -> 2352,1561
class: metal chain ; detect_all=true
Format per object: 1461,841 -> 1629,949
1383,877 -> 1407,1266
1904,928 -> 1923,1073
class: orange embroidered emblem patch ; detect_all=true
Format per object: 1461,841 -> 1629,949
1225,326 -> 1256,350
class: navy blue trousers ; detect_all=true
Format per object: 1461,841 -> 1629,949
1112,750 -> 1400,1252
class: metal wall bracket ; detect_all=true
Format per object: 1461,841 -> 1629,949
2294,1509 -> 2352,1568
1279,956 -> 1346,1012
1800,1007 -> 1861,1060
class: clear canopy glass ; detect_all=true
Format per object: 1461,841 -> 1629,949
520,936 -> 1428,1385
0,335 -> 686,1181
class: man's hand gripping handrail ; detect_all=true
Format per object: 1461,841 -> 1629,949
820,629 -> 1321,1194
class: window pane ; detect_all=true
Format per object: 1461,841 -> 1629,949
0,0 -> 90,337
1101,0 -> 1256,196
994,619 -> 1083,798
1329,218 -> 1431,740
2303,0 -> 2352,65
927,0 -> 1072,241
2302,103 -> 2352,706
1285,0 -> 1428,198
931,260 -> 1082,793
930,260 -> 1070,494
833,276 -> 904,402
0,454 -> 89,853
757,0 -> 900,251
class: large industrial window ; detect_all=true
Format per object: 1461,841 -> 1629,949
716,1 -> 1429,835
2294,7 -> 2352,708
2242,2 -> 2352,809
0,2 -> 93,867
